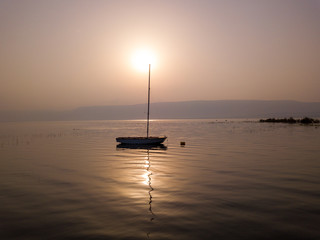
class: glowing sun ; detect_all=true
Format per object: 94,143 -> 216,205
131,49 -> 156,72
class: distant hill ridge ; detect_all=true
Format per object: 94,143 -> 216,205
1,100 -> 320,122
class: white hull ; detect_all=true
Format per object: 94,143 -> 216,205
116,136 -> 167,145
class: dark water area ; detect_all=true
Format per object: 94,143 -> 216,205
0,120 -> 319,239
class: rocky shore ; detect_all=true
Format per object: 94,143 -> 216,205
259,117 -> 319,124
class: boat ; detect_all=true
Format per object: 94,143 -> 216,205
116,64 -> 167,145
116,136 -> 167,145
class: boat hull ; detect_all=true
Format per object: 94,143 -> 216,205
116,136 -> 167,145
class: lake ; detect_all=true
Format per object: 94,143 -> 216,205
0,120 -> 319,239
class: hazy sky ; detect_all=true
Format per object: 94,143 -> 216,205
1,0 -> 320,110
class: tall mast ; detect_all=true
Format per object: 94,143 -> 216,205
147,64 -> 151,138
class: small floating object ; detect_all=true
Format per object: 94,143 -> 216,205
180,141 -> 186,146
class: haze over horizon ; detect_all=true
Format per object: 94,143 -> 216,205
1,0 -> 320,111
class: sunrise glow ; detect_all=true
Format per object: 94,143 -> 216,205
131,49 -> 156,72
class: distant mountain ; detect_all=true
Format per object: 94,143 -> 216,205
1,100 -> 319,122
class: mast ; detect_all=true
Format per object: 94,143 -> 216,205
147,64 -> 151,138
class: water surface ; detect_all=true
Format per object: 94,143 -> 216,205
0,120 -> 319,239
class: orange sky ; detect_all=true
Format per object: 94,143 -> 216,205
1,0 -> 320,110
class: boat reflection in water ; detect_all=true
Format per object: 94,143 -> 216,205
116,143 -> 167,238
145,149 -> 155,223
116,143 -> 167,150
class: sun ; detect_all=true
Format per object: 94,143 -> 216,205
131,48 -> 156,72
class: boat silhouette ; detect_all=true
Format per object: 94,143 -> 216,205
116,64 -> 167,145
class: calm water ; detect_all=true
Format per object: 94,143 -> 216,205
0,120 -> 319,240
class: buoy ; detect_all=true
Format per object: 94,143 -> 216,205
180,141 -> 185,146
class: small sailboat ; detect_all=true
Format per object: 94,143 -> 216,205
116,64 -> 167,145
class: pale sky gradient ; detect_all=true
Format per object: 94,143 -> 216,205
1,0 -> 320,110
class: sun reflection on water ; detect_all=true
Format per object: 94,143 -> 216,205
144,149 -> 155,240
116,144 -> 167,238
